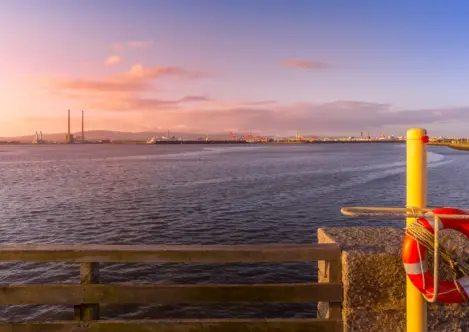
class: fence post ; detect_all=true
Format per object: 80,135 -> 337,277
74,262 -> 100,320
406,128 -> 428,332
318,255 -> 342,320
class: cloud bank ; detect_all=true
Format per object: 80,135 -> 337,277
46,64 -> 205,94
41,61 -> 469,135
132,101 -> 466,134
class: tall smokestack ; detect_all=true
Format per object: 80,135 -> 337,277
40,131 -> 43,140
68,109 -> 71,139
82,110 -> 84,141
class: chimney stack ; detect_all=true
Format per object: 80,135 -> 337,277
68,109 -> 71,140
82,110 -> 84,141
40,131 -> 43,140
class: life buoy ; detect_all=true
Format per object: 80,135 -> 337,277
402,207 -> 469,303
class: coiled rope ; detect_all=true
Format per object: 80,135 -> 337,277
405,221 -> 469,278
405,220 -> 469,302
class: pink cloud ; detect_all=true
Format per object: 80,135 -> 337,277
127,63 -> 206,80
105,55 -> 122,66
86,95 -> 211,112
281,59 -> 330,70
46,78 -> 145,92
179,96 -> 212,103
45,64 -> 206,95
42,62 -> 211,116
242,100 -> 277,106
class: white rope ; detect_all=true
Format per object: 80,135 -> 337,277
424,215 -> 439,303
417,238 -> 426,290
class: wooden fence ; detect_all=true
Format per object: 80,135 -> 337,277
0,243 -> 342,331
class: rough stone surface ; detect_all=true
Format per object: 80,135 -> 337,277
342,250 -> 405,309
344,309 -> 469,332
318,227 -> 469,332
344,309 -> 405,332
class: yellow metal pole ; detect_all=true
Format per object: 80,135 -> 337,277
406,128 -> 428,332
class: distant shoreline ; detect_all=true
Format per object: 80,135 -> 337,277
0,140 -> 405,146
430,142 -> 469,151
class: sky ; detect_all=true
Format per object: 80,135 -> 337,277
2,0 -> 469,137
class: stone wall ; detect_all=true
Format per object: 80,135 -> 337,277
317,227 -> 469,332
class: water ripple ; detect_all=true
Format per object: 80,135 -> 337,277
0,144 -> 462,320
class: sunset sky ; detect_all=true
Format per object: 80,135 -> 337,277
2,0 -> 469,137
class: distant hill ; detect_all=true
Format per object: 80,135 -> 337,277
0,130 -> 232,143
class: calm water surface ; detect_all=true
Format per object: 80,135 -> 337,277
0,143 -> 466,320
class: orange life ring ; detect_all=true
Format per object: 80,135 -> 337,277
402,207 -> 469,303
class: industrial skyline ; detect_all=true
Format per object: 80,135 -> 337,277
64,109 -> 85,143
3,108 -> 464,145
28,109 -> 407,143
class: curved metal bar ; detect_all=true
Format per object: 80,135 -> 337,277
341,207 -> 469,220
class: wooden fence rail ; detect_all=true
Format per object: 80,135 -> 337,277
0,243 -> 343,332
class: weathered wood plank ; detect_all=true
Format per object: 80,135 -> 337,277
0,243 -> 340,262
327,260 -> 342,320
0,319 -> 343,332
74,263 -> 99,321
318,259 -> 342,320
0,283 -> 342,304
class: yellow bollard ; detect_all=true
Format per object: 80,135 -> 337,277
406,128 -> 428,332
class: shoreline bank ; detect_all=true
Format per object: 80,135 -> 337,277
429,142 -> 469,151
0,140 -> 405,146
